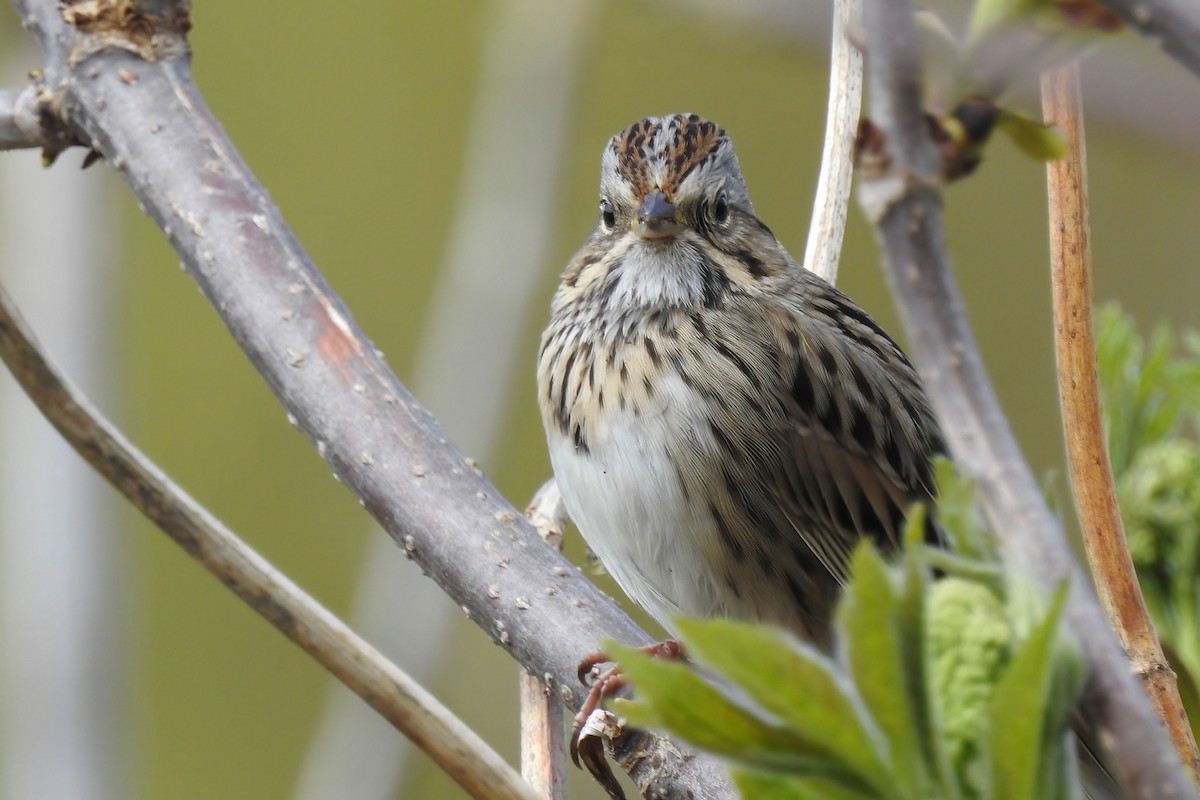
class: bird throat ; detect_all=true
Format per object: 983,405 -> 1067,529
608,236 -> 730,312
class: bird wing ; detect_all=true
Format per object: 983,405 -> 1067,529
698,270 -> 945,586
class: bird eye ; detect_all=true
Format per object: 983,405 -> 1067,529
714,193 -> 729,223
600,200 -> 616,230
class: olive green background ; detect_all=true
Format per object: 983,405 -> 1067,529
2,2 -> 1199,798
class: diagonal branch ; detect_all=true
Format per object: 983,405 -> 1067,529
9,0 -> 734,797
0,283 -> 538,800
1043,62 -> 1199,779
857,0 -> 1193,795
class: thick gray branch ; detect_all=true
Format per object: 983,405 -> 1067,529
860,1 -> 1192,797
1098,0 -> 1200,78
9,0 -> 733,797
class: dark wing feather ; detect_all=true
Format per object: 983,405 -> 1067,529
755,269 -> 945,584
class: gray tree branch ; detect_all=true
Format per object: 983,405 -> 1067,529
7,0 -> 734,797
1098,0 -> 1200,78
859,0 -> 1193,796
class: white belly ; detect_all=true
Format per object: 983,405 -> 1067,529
547,373 -> 728,633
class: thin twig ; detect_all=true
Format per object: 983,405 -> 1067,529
802,0 -> 862,285
858,0 -> 1193,795
0,284 -> 538,800
0,90 -> 118,799
1042,62 -> 1200,779
9,0 -> 735,796
525,480 -> 568,554
518,675 -> 567,800
0,83 -> 75,152
0,88 -> 27,147
521,480 -> 570,800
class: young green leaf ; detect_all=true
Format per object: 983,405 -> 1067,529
837,544 -> 931,797
931,459 -> 997,566
733,769 -> 881,800
673,616 -> 894,796
606,642 -> 804,766
608,642 -> 880,790
925,577 -> 1012,796
986,583 -> 1081,800
996,110 -> 1068,161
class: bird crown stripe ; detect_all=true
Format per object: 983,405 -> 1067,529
611,114 -> 728,198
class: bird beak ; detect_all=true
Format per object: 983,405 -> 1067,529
634,190 -> 682,240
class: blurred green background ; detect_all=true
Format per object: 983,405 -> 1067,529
0,1 -> 1198,799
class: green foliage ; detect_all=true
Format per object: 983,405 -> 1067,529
926,578 -> 1012,793
1098,304 -> 1200,732
962,0 -> 1124,97
911,0 -> 1119,173
610,467 -> 1085,799
964,0 -> 1123,54
1096,305 -> 1200,476
994,110 -> 1068,161
986,584 -> 1083,799
931,460 -> 997,565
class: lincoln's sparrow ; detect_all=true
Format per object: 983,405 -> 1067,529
537,113 -> 944,650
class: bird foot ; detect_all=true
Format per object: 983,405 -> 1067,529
570,640 -> 686,799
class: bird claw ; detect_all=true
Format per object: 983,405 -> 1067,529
570,641 -> 687,797
570,657 -> 626,768
574,708 -> 627,800
577,649 -> 614,688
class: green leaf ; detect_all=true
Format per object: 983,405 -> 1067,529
673,617 -> 894,796
932,458 -> 997,564
966,0 -> 1122,55
1096,304 -> 1141,475
1137,325 -> 1177,447
925,577 -> 1012,797
837,544 -> 930,797
733,769 -> 880,800
902,509 -> 965,800
964,0 -> 1039,47
731,770 -> 809,800
986,582 -> 1081,800
607,642 -> 874,788
607,643 -> 797,761
915,10 -> 965,106
995,109 -> 1068,161
1120,439 -> 1200,683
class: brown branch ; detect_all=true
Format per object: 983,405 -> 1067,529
858,0 -> 1193,795
518,674 -> 568,800
0,283 -> 538,800
1042,62 -> 1200,780
9,0 -> 734,797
